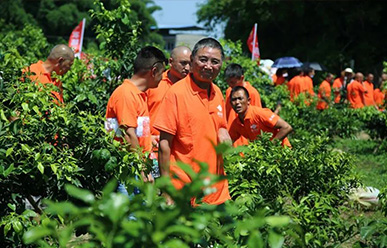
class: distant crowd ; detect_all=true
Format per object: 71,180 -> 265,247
273,67 -> 386,110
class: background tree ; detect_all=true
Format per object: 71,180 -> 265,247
0,0 -> 163,47
197,0 -> 387,76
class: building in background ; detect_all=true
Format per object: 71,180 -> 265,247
152,25 -> 207,52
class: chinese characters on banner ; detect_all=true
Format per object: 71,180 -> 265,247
247,23 -> 260,62
68,18 -> 86,58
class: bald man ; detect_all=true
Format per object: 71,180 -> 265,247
23,44 -> 75,104
347,72 -> 366,108
147,46 -> 191,139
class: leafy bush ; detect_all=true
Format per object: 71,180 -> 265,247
22,163 -> 297,248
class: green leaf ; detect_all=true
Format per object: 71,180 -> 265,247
65,184 -> 95,204
4,164 -> 14,177
12,220 -> 23,233
360,225 -> 376,239
22,102 -> 29,112
50,164 -> 57,174
4,223 -> 11,236
87,93 -> 97,104
0,110 -> 7,121
247,231 -> 264,248
7,203 -> 16,211
266,216 -> 290,227
37,162 -> 44,174
268,230 -> 284,248
6,147 -> 13,157
23,227 -> 52,244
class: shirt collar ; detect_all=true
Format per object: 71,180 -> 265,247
163,70 -> 173,86
187,73 -> 216,97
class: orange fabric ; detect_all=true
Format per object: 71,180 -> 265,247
154,74 -> 230,205
273,74 -> 286,86
316,80 -> 331,110
23,60 -> 63,104
146,70 -> 174,136
105,79 -> 151,152
225,81 -> 261,147
332,77 -> 343,103
347,80 -> 366,109
287,75 -> 303,101
374,88 -> 385,109
363,81 -> 375,106
303,76 -> 315,97
229,106 -> 291,148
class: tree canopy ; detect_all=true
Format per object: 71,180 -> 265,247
197,0 -> 387,75
0,0 -> 163,46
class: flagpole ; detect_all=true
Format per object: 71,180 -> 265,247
252,23 -> 257,60
79,18 -> 86,56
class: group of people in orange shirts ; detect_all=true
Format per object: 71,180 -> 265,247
273,67 -> 386,110
36,40 -> 387,207
104,39 -> 293,206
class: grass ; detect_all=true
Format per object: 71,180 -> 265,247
333,138 -> 387,189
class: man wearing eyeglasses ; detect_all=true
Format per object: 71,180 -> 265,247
154,38 -> 231,206
105,46 -> 166,183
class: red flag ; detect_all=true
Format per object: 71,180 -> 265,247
68,18 -> 86,58
247,23 -> 260,61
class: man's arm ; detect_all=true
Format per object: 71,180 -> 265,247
122,126 -> 140,150
158,131 -> 174,177
272,118 -> 293,141
123,126 -> 154,183
158,131 -> 174,205
218,127 -> 232,144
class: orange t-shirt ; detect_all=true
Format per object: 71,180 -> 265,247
228,106 -> 291,148
363,81 -> 375,106
146,70 -> 174,136
303,76 -> 315,97
347,80 -> 366,109
287,75 -> 303,101
332,77 -> 343,103
105,79 -> 151,152
225,81 -> 261,147
316,80 -> 331,110
272,74 -> 286,86
374,88 -> 385,108
23,60 -> 64,103
154,74 -> 230,205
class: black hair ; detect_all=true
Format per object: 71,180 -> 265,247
303,66 -> 314,74
192,38 -> 224,60
224,63 -> 244,79
230,85 -> 250,100
133,46 -> 167,74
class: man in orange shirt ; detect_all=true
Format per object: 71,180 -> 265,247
155,38 -> 231,206
147,46 -> 191,142
224,63 -> 262,146
23,44 -> 74,104
317,73 -> 333,110
105,46 -> 167,184
332,68 -> 354,104
374,82 -> 386,110
272,69 -> 287,86
228,86 -> 292,147
363,73 -> 376,106
287,67 -> 303,101
347,72 -> 366,109
302,67 -> 316,102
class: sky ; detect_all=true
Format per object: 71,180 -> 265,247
152,0 -> 224,38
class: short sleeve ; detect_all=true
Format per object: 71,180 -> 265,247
153,91 -> 178,135
256,108 -> 279,129
114,92 -> 138,128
